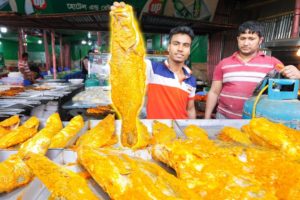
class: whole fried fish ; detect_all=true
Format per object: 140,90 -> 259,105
109,4 -> 149,148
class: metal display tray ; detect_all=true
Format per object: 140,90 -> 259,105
0,119 -> 249,199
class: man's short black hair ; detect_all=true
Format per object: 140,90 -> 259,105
22,52 -> 28,58
169,26 -> 195,43
238,21 -> 263,37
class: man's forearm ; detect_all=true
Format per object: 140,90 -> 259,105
188,106 -> 196,119
204,92 -> 219,119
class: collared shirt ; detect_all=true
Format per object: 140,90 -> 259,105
213,51 -> 282,119
146,59 -> 196,119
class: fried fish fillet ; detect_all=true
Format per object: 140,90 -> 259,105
152,139 -> 276,199
218,126 -> 252,145
75,114 -> 116,148
109,4 -> 149,148
0,115 -> 20,129
151,121 -> 177,144
23,153 -> 99,200
0,154 -> 32,193
18,113 -> 63,158
49,115 -> 84,148
0,113 -> 62,193
0,116 -> 39,149
249,118 -> 300,160
0,115 -> 20,138
78,146 -> 199,200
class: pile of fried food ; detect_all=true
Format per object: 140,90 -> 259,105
0,87 -> 25,97
1,113 -> 300,199
86,105 -> 114,116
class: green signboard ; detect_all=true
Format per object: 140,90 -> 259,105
0,0 -> 216,21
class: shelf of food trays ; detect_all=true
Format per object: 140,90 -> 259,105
63,86 -> 112,109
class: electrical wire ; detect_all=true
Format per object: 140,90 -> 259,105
252,85 -> 269,119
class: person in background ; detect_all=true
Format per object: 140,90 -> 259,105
18,52 -> 34,85
29,63 -> 42,80
205,21 -> 300,119
82,50 -> 93,79
111,2 -> 196,119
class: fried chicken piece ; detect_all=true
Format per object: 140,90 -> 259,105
109,4 -> 149,148
24,153 -> 99,200
49,115 -> 84,148
78,146 -> 199,200
0,116 -> 39,149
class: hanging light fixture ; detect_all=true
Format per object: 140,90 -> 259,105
0,27 -> 7,33
81,40 -> 87,45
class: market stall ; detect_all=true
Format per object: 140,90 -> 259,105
1,0 -> 300,199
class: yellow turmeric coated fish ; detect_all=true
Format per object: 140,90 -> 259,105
49,115 -> 84,148
75,114 -> 116,148
23,153 -> 99,200
78,146 -> 199,200
152,139 -> 276,199
249,118 -> 300,160
109,4 -> 149,148
151,121 -> 177,144
183,125 -> 209,140
0,115 -> 20,129
218,126 -> 252,145
18,113 -> 63,158
0,154 -> 33,193
0,113 -> 62,193
0,115 -> 20,138
0,116 -> 39,149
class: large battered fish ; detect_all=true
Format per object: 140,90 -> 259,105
23,153 -> 99,200
77,146 -> 199,200
109,4 -> 149,148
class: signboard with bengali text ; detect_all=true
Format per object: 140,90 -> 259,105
0,0 -> 218,21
